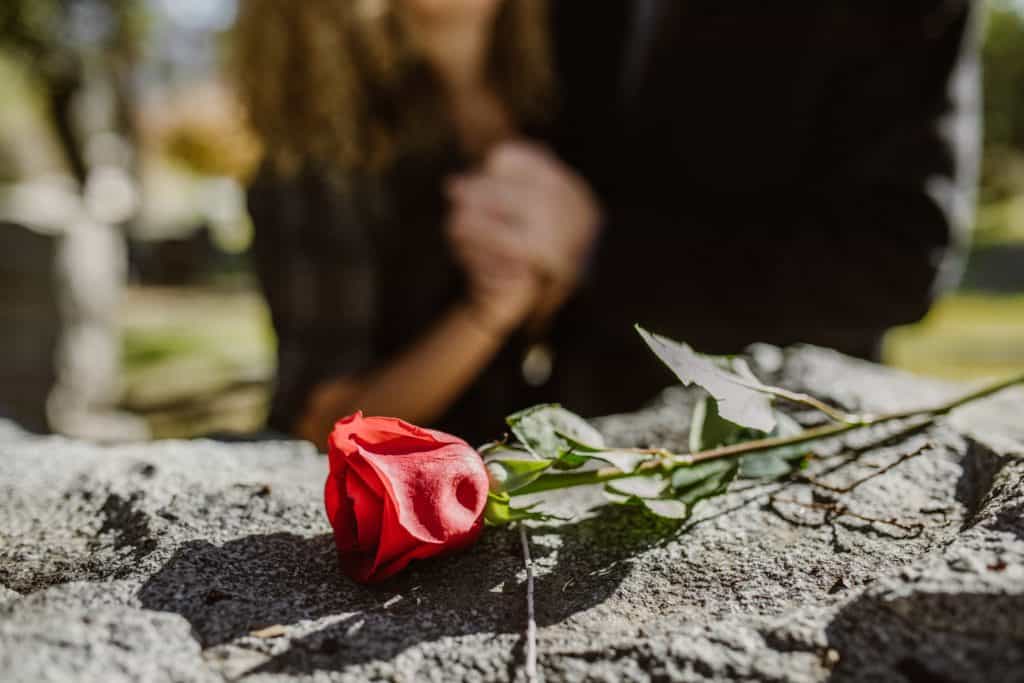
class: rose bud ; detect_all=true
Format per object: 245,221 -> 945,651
323,412 -> 490,583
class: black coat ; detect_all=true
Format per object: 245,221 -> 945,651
548,0 -> 980,383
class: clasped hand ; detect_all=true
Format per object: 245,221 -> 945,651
446,141 -> 602,335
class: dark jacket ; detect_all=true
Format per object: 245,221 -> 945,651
549,0 -> 980,387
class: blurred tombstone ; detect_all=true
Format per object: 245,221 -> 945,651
0,176 -> 148,441
0,222 -> 61,432
49,217 -> 149,441
0,0 -> 153,440
0,0 -> 257,439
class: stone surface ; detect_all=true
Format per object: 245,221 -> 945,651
1,345 -> 1023,682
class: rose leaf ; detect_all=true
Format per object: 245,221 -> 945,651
506,404 -> 605,469
606,475 -> 667,500
554,431 -> 648,473
483,492 -> 566,526
636,326 -> 777,432
689,394 -> 760,453
737,411 -> 809,479
689,395 -> 808,481
736,454 -> 793,479
671,459 -> 739,508
592,450 -> 648,473
641,498 -> 690,519
602,485 -> 689,520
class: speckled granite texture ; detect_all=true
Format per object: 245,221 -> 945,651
1,345 -> 1022,682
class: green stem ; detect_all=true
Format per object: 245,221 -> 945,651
882,371 -> 1024,419
513,372 -> 1024,497
513,421 -> 861,495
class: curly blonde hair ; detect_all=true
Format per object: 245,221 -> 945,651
235,0 -> 554,175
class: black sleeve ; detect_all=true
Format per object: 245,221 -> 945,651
578,1 -> 981,355
247,168 -> 377,434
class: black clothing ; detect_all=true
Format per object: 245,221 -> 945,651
550,0 -> 980,404
247,0 -> 980,443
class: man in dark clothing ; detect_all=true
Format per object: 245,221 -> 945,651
536,0 -> 980,416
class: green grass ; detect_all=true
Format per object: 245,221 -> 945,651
119,286 -> 275,437
121,330 -> 207,369
884,292 -> 1024,380
975,197 -> 1024,244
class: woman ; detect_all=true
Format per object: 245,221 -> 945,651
236,0 -> 601,447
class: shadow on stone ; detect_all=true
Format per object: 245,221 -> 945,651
530,503 -> 683,626
954,439 -> 1008,526
137,533 -> 372,648
952,438 -> 1024,543
824,590 -> 1024,683
155,504 -> 678,676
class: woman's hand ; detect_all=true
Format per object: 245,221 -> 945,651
447,195 -> 541,336
447,141 -> 602,325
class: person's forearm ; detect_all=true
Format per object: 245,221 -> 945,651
297,302 -> 508,447
355,303 -> 508,421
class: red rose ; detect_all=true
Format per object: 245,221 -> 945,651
323,412 -> 490,583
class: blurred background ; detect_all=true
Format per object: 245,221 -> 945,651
1,0 -> 1023,441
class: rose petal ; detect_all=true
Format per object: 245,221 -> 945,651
324,470 -> 342,525
324,470 -> 356,550
346,468 -> 383,551
368,494 -> 434,580
356,441 -> 488,544
332,413 -> 445,451
325,413 -> 489,583
370,515 -> 485,583
346,453 -> 387,499
354,434 -> 443,456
